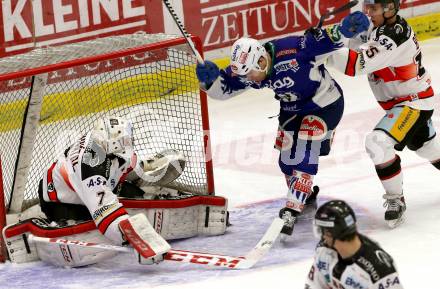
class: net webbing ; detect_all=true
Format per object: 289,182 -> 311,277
0,33 -> 211,210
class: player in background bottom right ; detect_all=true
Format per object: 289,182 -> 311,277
305,200 -> 403,289
328,0 -> 440,228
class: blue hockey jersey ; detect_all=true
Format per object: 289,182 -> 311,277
206,27 -> 345,115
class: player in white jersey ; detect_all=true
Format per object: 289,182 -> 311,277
33,116 -> 185,266
328,0 -> 440,227
305,200 -> 404,289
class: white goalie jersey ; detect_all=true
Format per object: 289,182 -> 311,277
328,15 -> 435,111
40,131 -> 142,244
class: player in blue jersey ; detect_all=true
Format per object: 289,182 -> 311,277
196,12 -> 369,238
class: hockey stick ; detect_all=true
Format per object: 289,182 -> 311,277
317,0 -> 359,28
162,0 -> 204,64
28,218 -> 284,269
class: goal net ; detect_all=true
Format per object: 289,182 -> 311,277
0,33 -> 214,223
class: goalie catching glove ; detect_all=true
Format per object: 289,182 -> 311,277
130,149 -> 186,188
119,213 -> 171,265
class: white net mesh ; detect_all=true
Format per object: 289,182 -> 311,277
0,33 -> 213,211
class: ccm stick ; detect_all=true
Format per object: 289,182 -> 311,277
28,218 -> 284,269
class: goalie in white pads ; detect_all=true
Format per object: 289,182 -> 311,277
3,116 -> 226,267
328,1 -> 439,228
305,200 -> 404,289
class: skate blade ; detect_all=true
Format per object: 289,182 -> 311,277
386,216 -> 405,228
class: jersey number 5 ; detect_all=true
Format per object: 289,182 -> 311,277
414,50 -> 426,78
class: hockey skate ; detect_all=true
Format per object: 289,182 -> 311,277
279,207 -> 298,241
383,194 -> 406,228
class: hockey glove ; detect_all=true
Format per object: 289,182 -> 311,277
196,60 -> 220,86
339,11 -> 369,38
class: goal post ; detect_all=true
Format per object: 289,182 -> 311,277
0,33 -> 215,228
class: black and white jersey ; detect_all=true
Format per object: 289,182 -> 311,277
40,131 -> 142,244
305,234 -> 403,289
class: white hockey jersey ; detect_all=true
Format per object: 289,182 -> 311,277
40,131 -> 144,244
328,15 -> 435,111
305,235 -> 404,289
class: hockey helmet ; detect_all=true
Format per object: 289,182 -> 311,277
92,116 -> 134,158
230,37 -> 268,76
314,200 -> 357,241
364,0 -> 400,16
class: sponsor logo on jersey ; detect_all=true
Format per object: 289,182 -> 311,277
298,115 -> 328,141
345,277 -> 366,289
358,256 -> 381,282
274,59 -> 300,74
275,49 -> 297,57
269,76 -> 295,89
92,202 -> 118,221
317,260 -> 328,271
378,276 -> 400,289
85,176 -> 108,188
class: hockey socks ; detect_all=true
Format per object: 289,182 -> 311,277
375,155 -> 403,195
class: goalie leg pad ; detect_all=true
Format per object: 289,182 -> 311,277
119,213 -> 170,261
123,195 -> 228,240
3,218 -> 117,267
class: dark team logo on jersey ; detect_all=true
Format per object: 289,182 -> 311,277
394,24 -> 404,34
83,141 -> 106,167
47,182 -> 55,192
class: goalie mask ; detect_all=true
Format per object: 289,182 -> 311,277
93,117 -> 134,159
230,37 -> 268,76
313,200 -> 357,242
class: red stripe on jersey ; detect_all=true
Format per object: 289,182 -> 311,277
97,207 -> 128,234
345,50 -> 358,77
373,63 -> 419,83
119,153 -> 137,183
378,86 -> 434,110
47,162 -> 59,202
60,163 -> 76,192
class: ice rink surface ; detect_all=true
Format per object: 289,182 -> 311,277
1,37 -> 440,289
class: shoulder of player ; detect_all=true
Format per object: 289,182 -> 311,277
79,136 -> 113,179
266,36 -> 302,59
354,235 -> 398,283
373,16 -> 412,47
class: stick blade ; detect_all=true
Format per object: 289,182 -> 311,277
236,218 -> 284,269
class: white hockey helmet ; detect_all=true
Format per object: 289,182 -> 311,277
230,37 -> 268,76
92,116 -> 134,158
